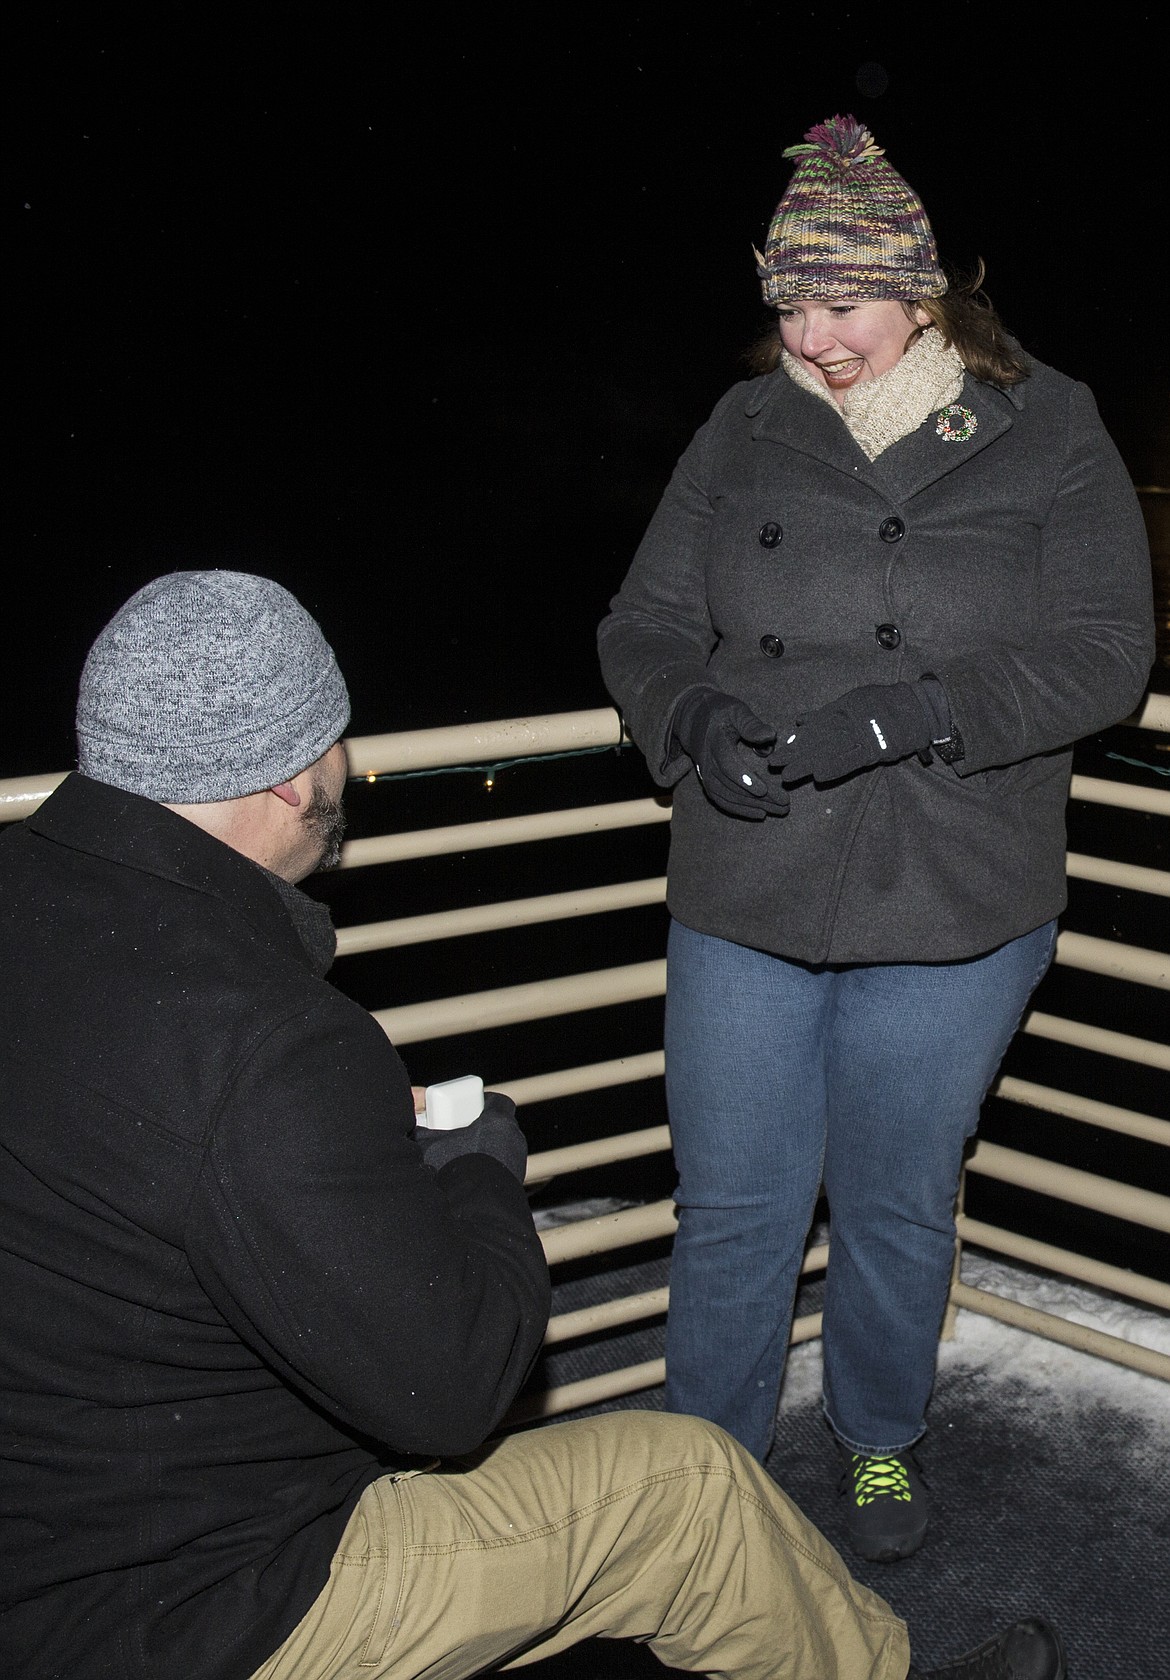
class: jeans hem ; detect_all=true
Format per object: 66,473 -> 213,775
823,1404 -> 926,1459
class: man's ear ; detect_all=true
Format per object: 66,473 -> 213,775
270,781 -> 302,808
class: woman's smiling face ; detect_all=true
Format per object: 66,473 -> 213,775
776,299 -> 927,402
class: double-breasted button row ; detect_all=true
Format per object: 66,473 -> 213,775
875,623 -> 902,650
759,634 -> 784,657
757,517 -> 904,545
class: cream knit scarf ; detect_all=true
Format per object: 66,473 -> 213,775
781,326 -> 965,460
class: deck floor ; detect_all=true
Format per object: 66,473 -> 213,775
504,1245 -> 1170,1678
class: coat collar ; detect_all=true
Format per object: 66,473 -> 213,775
744,364 -> 1027,500
27,773 -> 332,974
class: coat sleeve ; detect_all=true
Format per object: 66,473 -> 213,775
186,994 -> 551,1458
933,381 -> 1155,775
598,388 -> 743,785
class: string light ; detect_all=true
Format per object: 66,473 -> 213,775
349,741 -> 633,790
1104,751 -> 1170,778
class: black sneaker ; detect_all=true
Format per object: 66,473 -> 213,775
838,1445 -> 928,1561
909,1615 -> 1067,1679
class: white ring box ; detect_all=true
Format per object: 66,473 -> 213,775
422,1074 -> 485,1131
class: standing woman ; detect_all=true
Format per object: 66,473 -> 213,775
598,115 -> 1153,1562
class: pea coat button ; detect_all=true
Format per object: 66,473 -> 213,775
759,634 -> 784,657
758,522 -> 783,548
879,516 -> 905,543
875,623 -> 902,650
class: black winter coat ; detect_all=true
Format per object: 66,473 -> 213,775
0,775 -> 551,1680
598,360 -> 1154,963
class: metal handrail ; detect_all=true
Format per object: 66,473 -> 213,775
3,697 -> 1166,1398
1,690 -> 1165,822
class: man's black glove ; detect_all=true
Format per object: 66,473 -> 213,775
771,679 -> 952,786
671,688 -> 789,820
413,1091 -> 528,1182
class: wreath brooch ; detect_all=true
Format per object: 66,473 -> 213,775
936,404 -> 978,444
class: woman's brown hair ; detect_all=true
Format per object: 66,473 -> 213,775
746,261 -> 1031,389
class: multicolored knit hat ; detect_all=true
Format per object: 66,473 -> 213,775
754,114 -> 946,303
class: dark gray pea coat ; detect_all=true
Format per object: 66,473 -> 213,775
598,360 -> 1154,964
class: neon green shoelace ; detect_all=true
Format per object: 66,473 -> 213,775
851,1454 -> 912,1507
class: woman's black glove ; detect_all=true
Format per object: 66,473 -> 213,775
672,687 -> 790,819
772,680 -> 952,786
413,1092 -> 528,1182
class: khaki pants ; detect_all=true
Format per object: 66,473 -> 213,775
250,1411 -> 909,1680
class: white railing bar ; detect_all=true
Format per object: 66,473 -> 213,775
956,1216 -> 1170,1313
991,1075 -> 1170,1148
522,1071 -> 1170,1189
516,1050 -> 1170,1183
338,799 -> 670,868
949,1283 -> 1170,1382
373,959 -> 667,1045
3,690 -> 1163,824
540,1242 -> 831,1348
1065,852 -> 1170,896
1126,690 -> 1170,731
498,1052 -> 665,1111
1054,929 -> 1169,989
334,851 -> 1169,956
543,1288 -> 670,1345
536,1193 -> 831,1276
374,933 -> 1168,1046
508,1311 -> 827,1424
1020,1011 -> 1170,1071
490,1019 -> 1163,1124
0,772 -> 67,820
538,1198 -> 677,1265
335,878 -> 667,956
966,1140 -> 1170,1233
508,1358 -> 667,1423
1068,774 -> 1170,816
508,1359 -> 666,1423
345,708 -> 625,778
525,1125 -> 672,1187
346,697 -> 1164,775
498,1019 -> 1164,1126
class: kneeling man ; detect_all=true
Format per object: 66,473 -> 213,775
0,571 -> 1063,1680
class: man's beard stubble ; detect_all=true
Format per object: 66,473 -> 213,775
303,779 -> 347,872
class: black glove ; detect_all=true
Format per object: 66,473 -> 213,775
671,688 -> 789,820
771,681 -> 947,786
413,1091 -> 528,1182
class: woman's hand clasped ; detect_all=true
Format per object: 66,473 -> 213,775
672,688 -> 791,820
771,682 -> 938,786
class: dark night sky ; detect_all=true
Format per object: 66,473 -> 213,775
7,4 -> 1168,777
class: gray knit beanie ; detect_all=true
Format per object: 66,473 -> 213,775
76,571 -> 351,802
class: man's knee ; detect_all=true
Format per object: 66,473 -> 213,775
584,1407 -> 754,1474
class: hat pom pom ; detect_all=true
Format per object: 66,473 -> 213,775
782,113 -> 883,169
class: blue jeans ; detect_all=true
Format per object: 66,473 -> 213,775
663,917 -> 1057,1461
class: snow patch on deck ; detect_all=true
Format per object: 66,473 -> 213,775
779,1247 -> 1170,1431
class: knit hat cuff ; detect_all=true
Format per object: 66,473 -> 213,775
756,254 -> 947,304
78,656 -> 350,802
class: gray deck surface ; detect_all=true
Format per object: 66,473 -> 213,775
494,1248 -> 1169,1679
